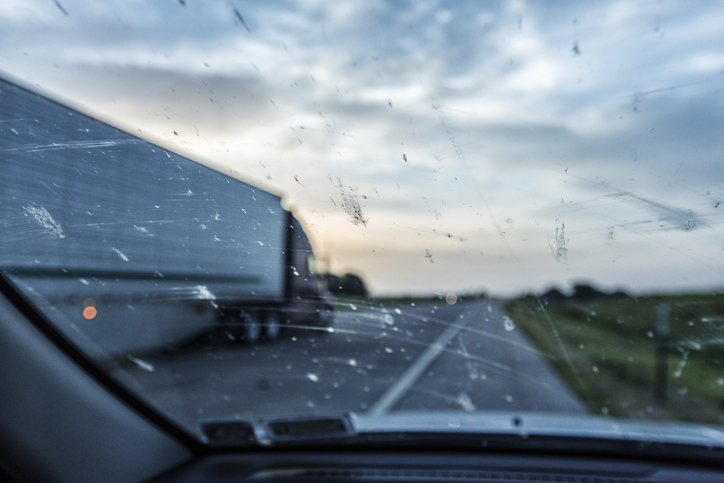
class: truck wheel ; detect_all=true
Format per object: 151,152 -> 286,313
242,311 -> 261,343
263,311 -> 281,340
318,307 -> 334,328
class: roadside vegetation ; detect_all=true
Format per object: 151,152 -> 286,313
504,289 -> 724,424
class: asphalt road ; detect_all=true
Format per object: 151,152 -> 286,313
111,297 -> 585,436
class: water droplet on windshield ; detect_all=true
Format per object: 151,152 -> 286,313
306,373 -> 319,382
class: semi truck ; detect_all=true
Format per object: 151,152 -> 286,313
0,77 -> 332,356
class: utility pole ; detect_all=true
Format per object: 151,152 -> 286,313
654,304 -> 670,405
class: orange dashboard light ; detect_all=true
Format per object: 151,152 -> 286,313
83,306 -> 98,320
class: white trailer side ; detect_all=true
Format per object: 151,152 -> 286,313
0,78 -> 289,355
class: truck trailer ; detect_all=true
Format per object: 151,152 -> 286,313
0,77 -> 332,356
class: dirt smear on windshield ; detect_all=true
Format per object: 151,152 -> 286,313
331,177 -> 367,226
23,204 -> 65,239
549,220 -> 567,263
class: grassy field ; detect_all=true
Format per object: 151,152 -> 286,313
503,293 -> 724,424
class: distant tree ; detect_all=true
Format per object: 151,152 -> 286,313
327,273 -> 368,298
572,283 -> 599,300
542,287 -> 566,303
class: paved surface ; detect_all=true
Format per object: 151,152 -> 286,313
110,298 -> 585,436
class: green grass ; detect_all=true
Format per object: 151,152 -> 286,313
504,293 -> 724,424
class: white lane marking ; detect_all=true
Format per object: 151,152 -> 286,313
367,307 -> 474,416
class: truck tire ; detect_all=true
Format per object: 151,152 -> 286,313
317,306 -> 334,329
263,311 -> 281,340
241,311 -> 262,343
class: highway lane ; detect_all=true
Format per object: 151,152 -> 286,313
109,297 -> 585,437
389,299 -> 585,413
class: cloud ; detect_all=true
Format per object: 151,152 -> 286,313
1,0 -> 723,295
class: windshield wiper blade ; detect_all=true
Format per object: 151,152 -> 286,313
351,411 -> 724,448
200,411 -> 724,466
348,412 -> 724,464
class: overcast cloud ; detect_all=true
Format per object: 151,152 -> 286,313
1,0 -> 723,296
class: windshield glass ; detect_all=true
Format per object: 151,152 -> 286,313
1,0 -> 723,445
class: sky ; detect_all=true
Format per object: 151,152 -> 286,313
1,0 -> 723,296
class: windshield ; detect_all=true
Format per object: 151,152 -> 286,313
1,0 -> 723,448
